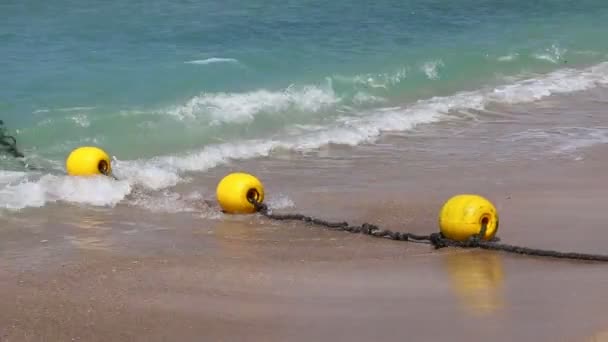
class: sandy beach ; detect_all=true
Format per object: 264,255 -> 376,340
5,1 -> 608,340
2,87 -> 608,341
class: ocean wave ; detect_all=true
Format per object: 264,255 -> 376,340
113,159 -> 181,190
0,173 -> 131,210
500,127 -> 608,159
332,68 -> 408,89
167,84 -> 341,122
154,62 -> 608,173
70,113 -> 90,128
488,62 -> 608,103
3,62 -> 608,211
421,60 -> 444,80
57,106 -> 96,112
184,57 -> 239,65
126,190 -> 204,214
0,171 -> 28,185
136,92 -> 478,175
497,53 -> 519,62
352,92 -> 386,105
532,44 -> 567,64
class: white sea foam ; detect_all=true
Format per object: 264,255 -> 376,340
126,190 -> 202,213
553,128 -> 608,154
265,193 -> 295,210
500,127 -> 608,159
353,92 -> 386,105
184,57 -> 239,65
70,113 -> 90,128
112,159 -> 181,190
0,173 -> 131,210
488,62 -> 608,103
421,60 -> 444,80
57,106 -> 96,112
333,67 -> 408,89
0,171 -> 28,185
497,53 -> 519,62
168,84 -> 341,122
533,44 -> 567,64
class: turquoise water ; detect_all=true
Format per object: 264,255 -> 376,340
2,0 -> 608,158
1,0 -> 608,209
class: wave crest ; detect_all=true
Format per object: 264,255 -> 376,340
168,84 -> 341,122
184,57 -> 239,65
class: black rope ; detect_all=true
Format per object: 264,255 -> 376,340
0,120 -> 45,171
248,194 -> 608,262
251,200 -> 433,243
0,120 -> 24,158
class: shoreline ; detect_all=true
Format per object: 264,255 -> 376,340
3,87 -> 608,341
3,144 -> 608,341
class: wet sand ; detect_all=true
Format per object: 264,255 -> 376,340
3,90 -> 608,341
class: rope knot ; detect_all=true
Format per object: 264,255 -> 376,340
250,199 -> 268,214
361,223 -> 379,235
429,233 -> 448,249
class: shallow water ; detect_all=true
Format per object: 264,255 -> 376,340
2,0 -> 608,211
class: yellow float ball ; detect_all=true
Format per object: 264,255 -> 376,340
216,172 -> 265,214
439,194 -> 499,241
65,146 -> 112,177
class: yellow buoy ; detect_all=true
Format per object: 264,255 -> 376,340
65,146 -> 112,177
216,172 -> 265,214
439,194 -> 499,241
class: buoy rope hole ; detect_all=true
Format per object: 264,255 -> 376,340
98,160 -> 109,175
